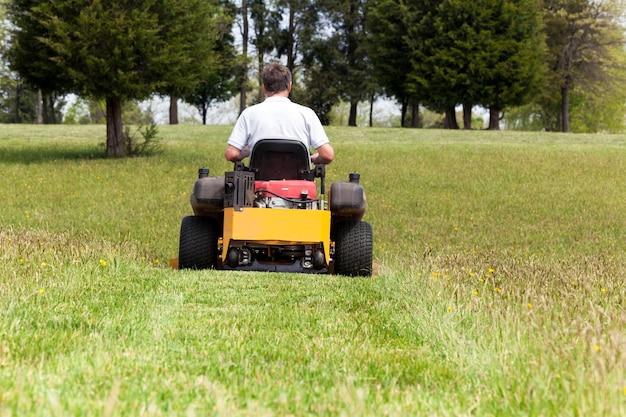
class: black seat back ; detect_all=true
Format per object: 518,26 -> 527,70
249,139 -> 311,181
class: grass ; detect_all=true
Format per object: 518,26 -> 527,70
0,124 -> 625,416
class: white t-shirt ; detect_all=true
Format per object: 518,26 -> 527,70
227,97 -> 330,156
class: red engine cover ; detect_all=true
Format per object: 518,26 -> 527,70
255,180 -> 317,199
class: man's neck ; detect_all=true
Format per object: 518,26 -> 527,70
265,90 -> 290,98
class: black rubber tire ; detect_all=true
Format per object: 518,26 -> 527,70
178,216 -> 219,269
333,220 -> 373,277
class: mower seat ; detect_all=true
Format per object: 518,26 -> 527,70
249,139 -> 312,181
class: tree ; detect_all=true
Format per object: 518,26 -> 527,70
469,0 -> 545,130
277,0 -> 314,73
3,0 -> 61,124
402,0 -> 458,128
297,34 -> 341,125
236,0 -> 250,114
543,0 -> 626,132
0,73 -> 37,123
182,11 -> 239,125
250,0 -> 283,102
330,0 -> 372,127
8,0 -> 223,156
298,0 -> 372,126
366,0 -> 421,127
1,1 -> 37,123
0,0 -> 7,59
405,0 -> 544,130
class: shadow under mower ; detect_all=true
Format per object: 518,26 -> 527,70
177,139 -> 372,276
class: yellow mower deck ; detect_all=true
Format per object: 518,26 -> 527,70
222,207 -> 331,265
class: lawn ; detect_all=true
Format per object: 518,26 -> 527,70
0,124 -> 625,416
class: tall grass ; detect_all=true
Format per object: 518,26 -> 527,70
0,124 -> 624,416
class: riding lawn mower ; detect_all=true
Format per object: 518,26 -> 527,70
175,139 -> 373,276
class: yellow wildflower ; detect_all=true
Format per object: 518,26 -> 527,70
99,259 -> 107,267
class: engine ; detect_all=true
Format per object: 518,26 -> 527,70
253,180 -> 318,209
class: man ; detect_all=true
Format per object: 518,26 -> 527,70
224,63 -> 334,165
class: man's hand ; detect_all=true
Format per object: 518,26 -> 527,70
310,152 -> 321,164
311,143 -> 334,164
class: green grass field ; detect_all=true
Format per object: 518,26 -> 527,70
0,124 -> 625,416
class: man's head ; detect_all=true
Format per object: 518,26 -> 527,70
262,64 -> 292,96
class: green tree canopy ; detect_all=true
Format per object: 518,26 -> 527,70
8,0 -> 225,156
298,0 -> 371,126
182,12 -> 239,125
541,0 -> 626,132
405,0 -> 545,129
365,0 -> 420,127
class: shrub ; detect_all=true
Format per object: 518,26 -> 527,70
123,123 -> 162,156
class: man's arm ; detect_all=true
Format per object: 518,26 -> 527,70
224,144 -> 250,162
311,143 -> 334,165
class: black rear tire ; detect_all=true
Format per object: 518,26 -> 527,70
178,216 -> 219,269
333,220 -> 373,277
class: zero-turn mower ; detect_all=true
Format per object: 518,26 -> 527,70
176,139 -> 372,276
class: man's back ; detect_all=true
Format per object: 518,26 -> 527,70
228,97 -> 329,156
224,63 -> 334,165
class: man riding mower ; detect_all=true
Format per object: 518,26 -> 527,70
177,138 -> 373,276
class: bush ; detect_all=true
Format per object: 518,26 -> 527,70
123,123 -> 162,156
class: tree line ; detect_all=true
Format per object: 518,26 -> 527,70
1,0 -> 625,156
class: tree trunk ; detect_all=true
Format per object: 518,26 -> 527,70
42,94 -> 50,124
239,0 -> 249,114
47,95 -> 57,124
169,96 -> 179,125
348,101 -> 358,126
463,103 -> 472,129
287,6 -> 295,73
561,85 -> 570,133
201,106 -> 208,125
488,106 -> 500,130
36,89 -> 43,124
258,53 -> 265,102
411,100 -> 420,128
444,107 -> 459,129
106,97 -> 126,157
15,81 -> 22,123
369,94 -> 374,127
400,98 -> 408,127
